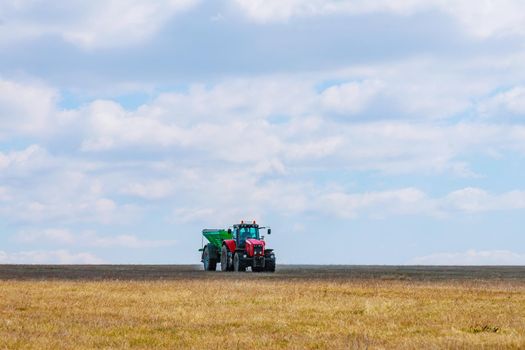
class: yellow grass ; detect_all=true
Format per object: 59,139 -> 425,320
1,279 -> 525,349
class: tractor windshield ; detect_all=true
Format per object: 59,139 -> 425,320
238,226 -> 259,245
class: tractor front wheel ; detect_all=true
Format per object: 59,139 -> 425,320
233,253 -> 246,272
264,259 -> 275,272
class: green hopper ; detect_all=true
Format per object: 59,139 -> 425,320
201,229 -> 232,249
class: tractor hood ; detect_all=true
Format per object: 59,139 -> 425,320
245,238 -> 265,257
245,238 -> 265,247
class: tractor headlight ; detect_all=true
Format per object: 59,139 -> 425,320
243,254 -> 247,258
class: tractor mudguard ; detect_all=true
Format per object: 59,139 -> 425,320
223,239 -> 236,253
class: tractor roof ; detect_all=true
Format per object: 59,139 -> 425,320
233,223 -> 259,228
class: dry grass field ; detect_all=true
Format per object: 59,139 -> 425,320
1,265 -> 525,349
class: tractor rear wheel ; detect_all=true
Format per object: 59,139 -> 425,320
203,245 -> 216,271
221,245 -> 232,272
233,253 -> 246,272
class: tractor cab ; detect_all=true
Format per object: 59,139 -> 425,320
231,223 -> 260,248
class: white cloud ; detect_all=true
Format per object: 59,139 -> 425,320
410,249 -> 525,265
143,78 -> 317,123
478,86 -> 525,117
2,60 -> 525,230
0,78 -> 81,139
443,187 -> 525,213
0,186 -> 10,201
321,80 -> 384,114
172,207 -> 218,224
233,0 -> 525,39
3,196 -> 137,225
0,149 -> 140,224
169,176 -> 525,222
13,229 -> 176,248
74,55 -> 522,159
321,187 -> 525,219
0,0 -> 199,49
70,69 -> 525,176
324,122 -> 524,175
4,54 -> 524,163
140,58 -> 492,122
168,174 -> 314,224
122,180 -> 177,199
0,144 -> 52,173
0,249 -> 104,264
442,0 -> 525,39
15,228 -> 76,245
87,234 -> 176,248
319,187 -> 429,219
79,99 -> 188,151
233,0 -> 427,22
4,117 -> 522,228
0,80 -> 57,137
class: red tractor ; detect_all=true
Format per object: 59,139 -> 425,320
200,221 -> 276,272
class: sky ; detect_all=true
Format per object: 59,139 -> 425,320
1,0 -> 525,265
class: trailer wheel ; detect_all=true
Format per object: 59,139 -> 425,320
203,245 -> 217,271
221,245 -> 232,272
233,253 -> 245,272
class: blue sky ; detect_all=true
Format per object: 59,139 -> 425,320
1,0 -> 525,264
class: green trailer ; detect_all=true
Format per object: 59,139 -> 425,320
199,229 -> 232,271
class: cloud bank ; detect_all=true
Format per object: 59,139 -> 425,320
1,1 -> 524,263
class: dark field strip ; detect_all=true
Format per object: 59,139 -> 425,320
1,264 -> 525,281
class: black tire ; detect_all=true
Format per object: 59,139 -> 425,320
233,253 -> 246,272
203,245 -> 217,271
264,254 -> 275,272
265,257 -> 276,272
221,245 -> 232,272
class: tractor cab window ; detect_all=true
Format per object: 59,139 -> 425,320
238,226 -> 259,245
